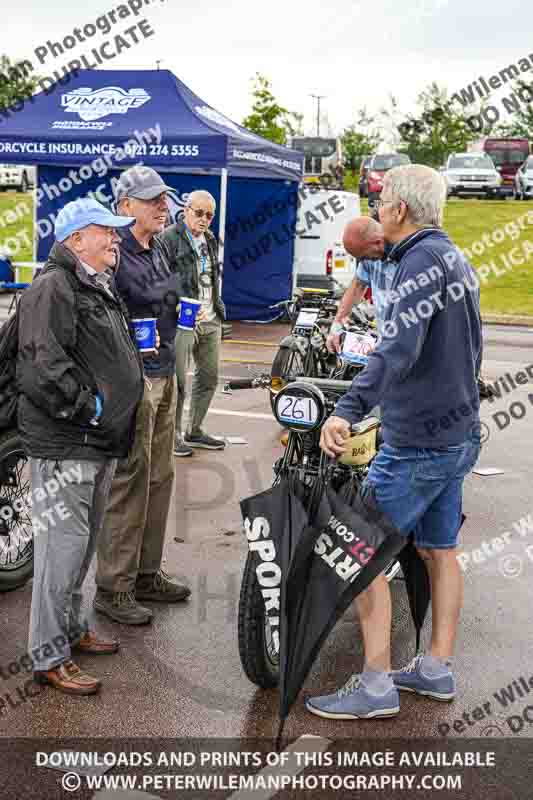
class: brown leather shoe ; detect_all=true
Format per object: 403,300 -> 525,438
34,660 -> 101,695
73,630 -> 120,655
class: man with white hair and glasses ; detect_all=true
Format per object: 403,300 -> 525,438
161,190 -> 226,456
307,165 -> 482,723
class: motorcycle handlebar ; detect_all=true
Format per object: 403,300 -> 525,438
294,376 -> 353,391
225,378 -> 256,390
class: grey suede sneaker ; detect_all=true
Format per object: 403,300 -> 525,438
184,432 -> 225,450
93,590 -> 153,625
135,569 -> 191,602
174,438 -> 193,457
306,674 -> 400,720
391,654 -> 456,701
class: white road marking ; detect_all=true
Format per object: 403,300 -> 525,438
227,735 -> 332,800
185,406 -> 273,420
90,736 -> 332,800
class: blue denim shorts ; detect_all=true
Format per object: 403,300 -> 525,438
361,435 -> 481,549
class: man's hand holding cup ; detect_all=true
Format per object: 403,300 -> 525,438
196,307 -> 209,324
177,297 -> 203,331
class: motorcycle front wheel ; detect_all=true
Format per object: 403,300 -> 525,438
270,345 -> 309,414
238,551 -> 280,688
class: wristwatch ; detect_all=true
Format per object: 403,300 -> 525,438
330,321 -> 344,335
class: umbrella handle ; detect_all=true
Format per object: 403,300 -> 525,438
308,451 -> 330,522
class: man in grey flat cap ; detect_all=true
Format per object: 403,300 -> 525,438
94,166 -> 191,626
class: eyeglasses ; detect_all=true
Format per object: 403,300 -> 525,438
188,206 -> 214,221
376,199 -> 394,209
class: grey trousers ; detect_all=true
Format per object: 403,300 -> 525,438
28,457 -> 117,671
175,320 -> 221,437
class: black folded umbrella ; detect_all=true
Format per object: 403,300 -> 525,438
240,469 -> 433,747
240,473 -> 310,671
396,539 -> 430,653
276,481 -> 407,743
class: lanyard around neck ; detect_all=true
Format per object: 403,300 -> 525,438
185,226 -> 207,274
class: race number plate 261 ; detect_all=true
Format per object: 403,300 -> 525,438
278,394 -> 319,426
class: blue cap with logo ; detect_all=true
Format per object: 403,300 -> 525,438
54,197 -> 135,243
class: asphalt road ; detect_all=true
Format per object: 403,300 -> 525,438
0,312 -> 532,749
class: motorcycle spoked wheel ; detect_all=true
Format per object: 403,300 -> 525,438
0,429 -> 33,592
238,550 -> 280,688
269,346 -> 307,415
237,548 -> 401,690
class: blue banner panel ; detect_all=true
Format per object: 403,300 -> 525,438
36,166 -> 221,260
36,167 -> 298,321
223,178 -> 298,321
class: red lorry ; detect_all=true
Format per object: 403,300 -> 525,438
468,138 -> 530,196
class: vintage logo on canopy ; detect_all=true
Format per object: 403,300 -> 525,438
61,87 -> 151,121
194,105 -> 257,139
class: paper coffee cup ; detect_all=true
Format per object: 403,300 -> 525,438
177,297 -> 202,330
132,317 -> 157,353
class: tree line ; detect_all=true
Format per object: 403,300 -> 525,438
1,56 -> 532,176
241,73 -> 533,176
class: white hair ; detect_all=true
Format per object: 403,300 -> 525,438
383,164 -> 447,228
186,190 -> 216,209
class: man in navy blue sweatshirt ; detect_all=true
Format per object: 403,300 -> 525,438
306,165 -> 482,723
94,167 -> 191,627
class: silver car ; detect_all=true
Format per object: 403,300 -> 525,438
444,154 -> 502,199
0,164 -> 35,193
513,155 -> 533,200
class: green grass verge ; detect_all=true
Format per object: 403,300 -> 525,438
360,197 -> 533,316
0,191 -> 532,315
0,192 -> 34,263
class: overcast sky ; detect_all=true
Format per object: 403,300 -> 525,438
6,0 -> 533,136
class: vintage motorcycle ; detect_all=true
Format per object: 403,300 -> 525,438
269,288 -> 340,394
269,284 -> 377,403
224,372 -> 400,689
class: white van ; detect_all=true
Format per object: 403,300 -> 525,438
292,188 -> 360,291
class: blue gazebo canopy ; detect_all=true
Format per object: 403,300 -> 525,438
0,68 -> 303,180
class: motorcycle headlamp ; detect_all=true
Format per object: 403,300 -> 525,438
273,382 -> 326,432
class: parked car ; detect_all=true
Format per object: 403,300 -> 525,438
293,188 -> 360,290
358,155 -> 372,197
0,164 -> 35,193
366,153 -> 411,207
443,153 -> 501,199
513,155 -> 533,200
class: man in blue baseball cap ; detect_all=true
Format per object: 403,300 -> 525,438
17,197 -> 145,697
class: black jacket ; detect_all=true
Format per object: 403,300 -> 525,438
16,242 -> 144,460
160,219 -> 225,321
114,228 -> 180,377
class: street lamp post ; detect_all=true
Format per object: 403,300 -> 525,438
310,94 -> 327,137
